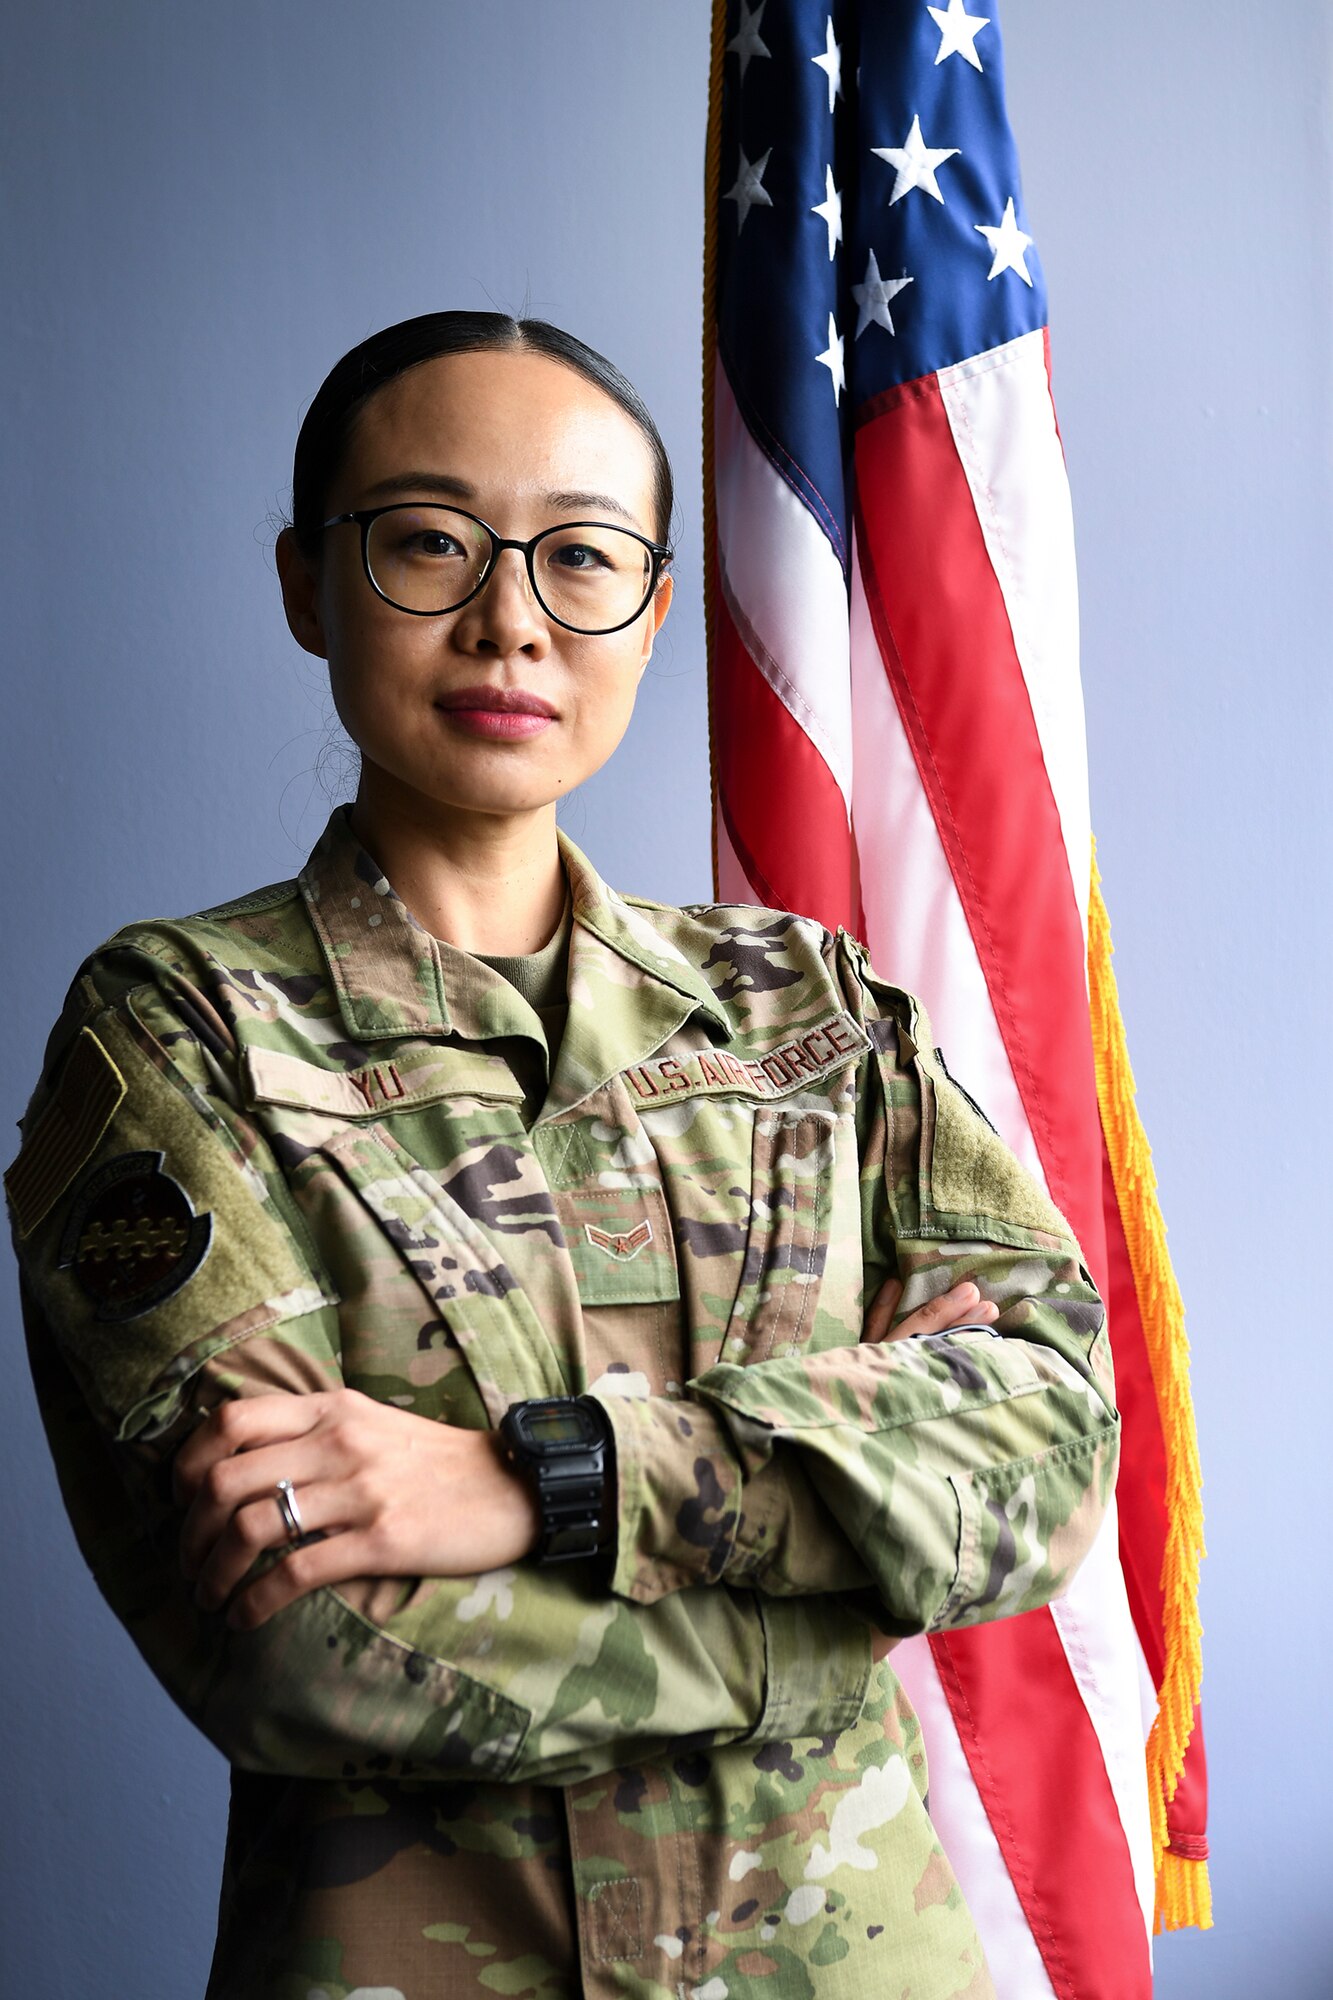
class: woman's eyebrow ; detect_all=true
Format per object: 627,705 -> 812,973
358,471 -> 476,503
357,471 -> 642,528
544,488 -> 637,525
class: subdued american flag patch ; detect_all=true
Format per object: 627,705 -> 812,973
4,1028 -> 127,1239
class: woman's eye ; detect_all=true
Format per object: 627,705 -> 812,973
551,542 -> 613,571
413,532 -> 464,558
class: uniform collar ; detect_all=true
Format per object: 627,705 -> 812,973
298,806 -> 731,1102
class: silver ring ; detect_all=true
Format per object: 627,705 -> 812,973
275,1477 -> 304,1544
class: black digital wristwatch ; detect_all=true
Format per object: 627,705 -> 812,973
498,1395 -> 616,1564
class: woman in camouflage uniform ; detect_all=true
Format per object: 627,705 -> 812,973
6,314 -> 1120,1999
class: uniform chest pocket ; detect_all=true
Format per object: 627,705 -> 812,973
318,1120 -> 572,1422
548,1181 -> 680,1308
715,1108 -> 837,1368
647,1096 -> 838,1373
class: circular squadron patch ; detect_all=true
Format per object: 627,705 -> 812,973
57,1150 -> 213,1322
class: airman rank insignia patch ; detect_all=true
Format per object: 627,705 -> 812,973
57,1150 -> 213,1321
585,1220 -> 653,1261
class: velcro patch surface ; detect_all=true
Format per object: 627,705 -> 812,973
58,1149 -> 213,1322
4,1028 -> 127,1239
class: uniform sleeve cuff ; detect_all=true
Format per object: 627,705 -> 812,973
594,1393 -> 750,1605
753,1594 -> 873,1740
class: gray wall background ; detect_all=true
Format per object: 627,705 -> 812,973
2,3 -> 1328,1993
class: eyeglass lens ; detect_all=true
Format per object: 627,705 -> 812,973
364,506 -> 655,631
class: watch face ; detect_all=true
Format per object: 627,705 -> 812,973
526,1405 -> 593,1448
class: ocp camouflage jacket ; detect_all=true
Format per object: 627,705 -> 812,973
6,803 -> 1120,2000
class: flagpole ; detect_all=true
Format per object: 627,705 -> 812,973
702,0 -> 726,901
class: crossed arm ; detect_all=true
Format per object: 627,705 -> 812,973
173,1273 -> 995,1637
13,940 -> 1116,1784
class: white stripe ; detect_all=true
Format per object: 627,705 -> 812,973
892,1636 -> 1059,1999
849,531 -> 1045,1187
713,359 -> 854,813
851,526 -> 1156,1968
937,331 -> 1092,950
1050,1500 -> 1159,1936
927,342 -> 1157,1930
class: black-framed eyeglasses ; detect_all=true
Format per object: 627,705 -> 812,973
320,501 -> 673,636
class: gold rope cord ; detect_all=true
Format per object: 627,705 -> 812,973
1089,841 -> 1212,1933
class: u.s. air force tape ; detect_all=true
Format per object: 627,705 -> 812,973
57,1150 -> 213,1322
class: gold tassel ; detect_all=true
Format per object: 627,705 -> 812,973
1156,1851 -> 1215,1934
1089,840 -> 1211,1931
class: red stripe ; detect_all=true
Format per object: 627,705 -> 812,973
933,1618 -> 1151,1997
853,376 -> 1106,1276
1101,1127 -> 1210,1853
1100,1129 -> 1169,1688
1043,326 -> 1065,453
1166,1708 -> 1210,1855
943,1157 -> 1156,1988
853,376 -> 1147,1990
709,540 -> 859,931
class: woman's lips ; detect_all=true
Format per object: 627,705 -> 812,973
442,709 -> 554,739
434,686 -> 557,740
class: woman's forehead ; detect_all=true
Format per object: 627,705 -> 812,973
342,348 -> 657,519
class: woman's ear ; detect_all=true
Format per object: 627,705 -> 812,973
637,572 -> 674,678
275,528 -> 329,659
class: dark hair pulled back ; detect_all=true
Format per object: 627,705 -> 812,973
289,310 -> 674,557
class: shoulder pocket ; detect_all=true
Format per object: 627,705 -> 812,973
915,1042 -> 1074,1247
11,1005 -> 337,1441
837,929 -> 1076,1250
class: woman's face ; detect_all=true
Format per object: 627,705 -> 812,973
278,347 -> 672,828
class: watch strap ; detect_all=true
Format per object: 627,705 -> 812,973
501,1396 -> 615,1564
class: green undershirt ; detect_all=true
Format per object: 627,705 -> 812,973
472,891 -> 573,1123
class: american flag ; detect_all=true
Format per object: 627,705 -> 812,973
704,2 -> 1210,1991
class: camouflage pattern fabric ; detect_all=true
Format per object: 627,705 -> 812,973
6,803 -> 1120,1999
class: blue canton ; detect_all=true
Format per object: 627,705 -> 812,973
716,0 -> 1047,569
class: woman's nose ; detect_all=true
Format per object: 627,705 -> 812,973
451,547 -> 551,657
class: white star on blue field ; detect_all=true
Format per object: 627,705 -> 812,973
716,0 -> 1044,564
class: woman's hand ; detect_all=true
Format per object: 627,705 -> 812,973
861,1274 -> 998,1346
172,1390 -> 538,1631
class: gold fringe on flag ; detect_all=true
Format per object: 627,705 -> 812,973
1157,1848 -> 1214,1934
1088,840 -> 1212,1934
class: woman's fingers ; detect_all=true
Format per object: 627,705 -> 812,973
191,1477 -> 352,1614
175,1388 -> 380,1575
172,1391 -> 329,1506
179,1435 -> 309,1581
863,1277 -> 1000,1343
861,1275 -> 903,1345
223,1523 -> 384,1632
178,1393 -> 540,1620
